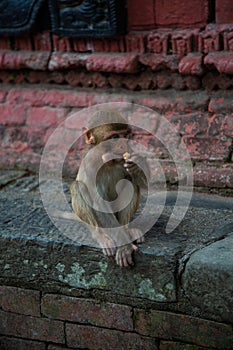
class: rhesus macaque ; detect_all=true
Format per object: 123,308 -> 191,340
70,110 -> 149,267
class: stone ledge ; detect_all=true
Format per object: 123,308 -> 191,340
0,171 -> 233,323
183,235 -> 233,323
1,50 -> 233,78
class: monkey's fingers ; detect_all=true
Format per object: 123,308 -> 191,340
124,162 -> 141,175
116,244 -> 138,267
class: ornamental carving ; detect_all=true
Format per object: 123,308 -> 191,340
0,0 -> 127,37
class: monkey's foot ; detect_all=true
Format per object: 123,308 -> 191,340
99,236 -> 116,257
115,243 -> 138,267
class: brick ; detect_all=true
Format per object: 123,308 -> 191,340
216,0 -> 233,24
169,112 -> 208,137
204,52 -> 233,74
223,30 -> 233,51
139,54 -> 179,72
66,324 -> 156,350
0,310 -> 65,343
26,107 -> 67,127
0,286 -> 40,317
86,53 -> 138,73
173,94 -> 209,113
147,30 -> 170,54
0,336 -> 46,350
134,309 -> 233,349
160,340 -> 213,350
48,52 -> 87,70
7,89 -> 53,107
7,88 -> 94,108
3,126 -> 49,152
179,53 -> 204,76
155,0 -> 209,27
171,30 -> 199,56
183,136 -> 231,160
42,294 -> 133,331
125,32 -> 146,53
66,71 -> 108,88
198,30 -> 220,54
0,104 -> 26,126
64,110 -> 94,130
2,51 -> 50,70
136,97 -> 173,114
127,0 -> 156,30
194,163 -> 233,188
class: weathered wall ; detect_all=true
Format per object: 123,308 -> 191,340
0,174 -> 233,350
0,285 -> 232,350
0,86 -> 232,189
0,0 -> 233,189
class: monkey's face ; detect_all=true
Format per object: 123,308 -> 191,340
101,129 -> 131,164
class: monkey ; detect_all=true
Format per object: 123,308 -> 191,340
70,110 -> 150,267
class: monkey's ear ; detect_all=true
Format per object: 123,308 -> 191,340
83,127 -> 96,145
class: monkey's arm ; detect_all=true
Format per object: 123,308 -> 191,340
124,154 -> 150,189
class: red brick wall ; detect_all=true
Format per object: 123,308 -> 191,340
0,86 -> 232,188
216,0 -> 233,24
128,0 -> 210,29
0,286 -> 232,349
128,0 -> 233,29
0,1 -> 232,189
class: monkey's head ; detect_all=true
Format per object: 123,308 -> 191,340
84,110 -> 131,162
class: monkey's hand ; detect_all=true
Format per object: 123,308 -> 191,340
124,154 -> 149,188
115,243 -> 138,267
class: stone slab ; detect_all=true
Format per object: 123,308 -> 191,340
0,172 -> 233,310
182,235 -> 233,323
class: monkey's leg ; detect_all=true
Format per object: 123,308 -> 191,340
117,185 -> 144,243
114,185 -> 144,267
71,180 -> 124,257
